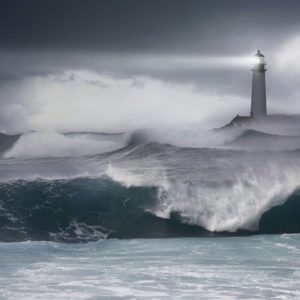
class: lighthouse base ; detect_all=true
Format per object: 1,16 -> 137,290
220,114 -> 300,131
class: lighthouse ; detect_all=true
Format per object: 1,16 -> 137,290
250,50 -> 267,119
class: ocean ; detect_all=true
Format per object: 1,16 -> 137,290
0,127 -> 300,298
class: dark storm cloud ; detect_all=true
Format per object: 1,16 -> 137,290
1,0 -> 300,132
1,0 -> 300,53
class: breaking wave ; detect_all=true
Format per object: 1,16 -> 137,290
0,177 -> 211,242
1,127 -> 300,242
0,170 -> 299,242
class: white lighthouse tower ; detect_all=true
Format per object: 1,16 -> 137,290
250,50 -> 267,119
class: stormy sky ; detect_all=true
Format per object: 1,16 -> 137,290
1,0 -> 300,132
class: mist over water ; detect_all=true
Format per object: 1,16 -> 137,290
3,131 -> 127,159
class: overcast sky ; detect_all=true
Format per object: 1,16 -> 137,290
1,0 -> 300,132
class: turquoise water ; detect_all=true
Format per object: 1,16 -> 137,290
1,234 -> 300,299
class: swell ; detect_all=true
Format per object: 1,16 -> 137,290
224,129 -> 300,151
0,130 -> 157,159
0,129 -> 171,159
2,128 -> 300,160
0,177 -> 299,243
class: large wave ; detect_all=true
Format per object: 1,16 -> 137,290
107,156 -> 300,233
0,177 -> 209,242
0,176 -> 299,243
1,127 -> 300,242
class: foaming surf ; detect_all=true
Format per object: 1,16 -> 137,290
0,126 -> 300,242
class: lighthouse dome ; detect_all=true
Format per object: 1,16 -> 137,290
255,50 -> 264,57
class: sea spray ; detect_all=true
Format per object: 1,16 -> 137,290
4,131 -> 127,159
1,128 -> 300,241
152,162 -> 300,232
